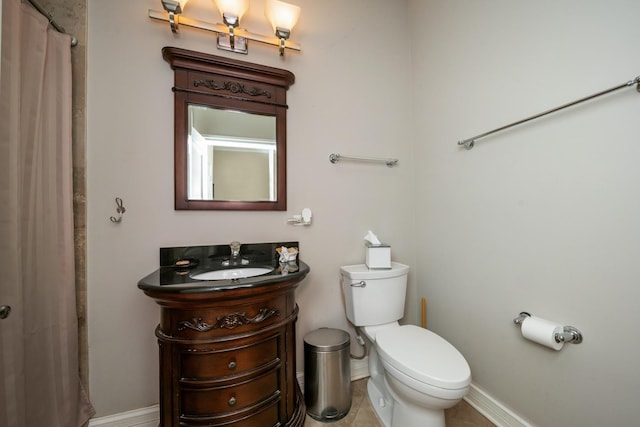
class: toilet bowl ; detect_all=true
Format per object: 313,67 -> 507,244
341,263 -> 471,427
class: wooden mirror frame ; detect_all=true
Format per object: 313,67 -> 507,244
163,47 -> 295,210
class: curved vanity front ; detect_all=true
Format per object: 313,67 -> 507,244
139,243 -> 309,427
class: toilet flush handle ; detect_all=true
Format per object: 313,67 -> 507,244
350,281 -> 366,288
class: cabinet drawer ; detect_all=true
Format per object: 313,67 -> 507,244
165,297 -> 290,339
180,397 -> 280,427
181,335 -> 279,380
181,369 -> 279,415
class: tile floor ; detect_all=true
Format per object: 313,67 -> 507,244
304,378 -> 495,427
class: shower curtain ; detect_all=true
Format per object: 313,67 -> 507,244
0,0 -> 95,426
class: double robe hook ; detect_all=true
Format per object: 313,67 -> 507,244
110,197 -> 126,223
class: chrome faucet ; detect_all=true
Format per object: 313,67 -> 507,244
222,241 -> 249,266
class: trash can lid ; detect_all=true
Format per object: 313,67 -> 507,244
304,328 -> 350,351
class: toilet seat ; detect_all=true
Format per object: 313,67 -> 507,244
375,325 -> 471,390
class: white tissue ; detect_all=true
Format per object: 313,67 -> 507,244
364,230 -> 381,245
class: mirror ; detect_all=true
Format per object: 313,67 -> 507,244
163,47 -> 295,210
188,106 -> 277,202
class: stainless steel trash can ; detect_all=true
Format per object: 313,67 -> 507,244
304,328 -> 351,421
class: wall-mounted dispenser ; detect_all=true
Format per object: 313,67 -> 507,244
288,208 -> 312,226
513,312 -> 583,350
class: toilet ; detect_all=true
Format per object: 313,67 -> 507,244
341,262 -> 471,427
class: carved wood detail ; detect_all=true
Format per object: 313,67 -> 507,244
177,317 -> 213,332
193,79 -> 272,98
178,307 -> 280,332
213,307 -> 280,329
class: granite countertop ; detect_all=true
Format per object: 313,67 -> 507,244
137,242 -> 310,293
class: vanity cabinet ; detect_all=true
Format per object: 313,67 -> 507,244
143,277 -> 306,427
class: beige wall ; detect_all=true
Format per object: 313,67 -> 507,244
87,0 -> 640,426
87,0 -> 415,417
411,1 -> 640,426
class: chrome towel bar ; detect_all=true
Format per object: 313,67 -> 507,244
329,153 -> 398,167
458,74 -> 640,150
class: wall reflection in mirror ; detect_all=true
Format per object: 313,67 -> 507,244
188,106 -> 277,202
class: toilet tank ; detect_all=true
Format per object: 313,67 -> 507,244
341,263 -> 410,327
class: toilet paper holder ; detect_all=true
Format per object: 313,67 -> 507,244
513,312 -> 583,344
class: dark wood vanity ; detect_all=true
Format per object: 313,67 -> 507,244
139,243 -> 309,427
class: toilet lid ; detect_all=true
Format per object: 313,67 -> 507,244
375,325 -> 471,390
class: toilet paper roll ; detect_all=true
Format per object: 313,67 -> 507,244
521,316 -> 564,350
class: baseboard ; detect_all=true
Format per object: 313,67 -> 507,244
99,361 -> 367,427
350,356 -> 369,380
465,383 -> 532,427
347,360 -> 532,427
91,369 -> 531,427
88,405 -> 159,427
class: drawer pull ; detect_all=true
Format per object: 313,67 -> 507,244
228,396 -> 237,406
228,361 -> 237,370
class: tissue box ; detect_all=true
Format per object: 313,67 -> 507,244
365,243 -> 391,269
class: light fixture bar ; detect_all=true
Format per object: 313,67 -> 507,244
149,9 -> 301,52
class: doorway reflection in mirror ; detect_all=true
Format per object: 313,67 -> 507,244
187,105 -> 277,202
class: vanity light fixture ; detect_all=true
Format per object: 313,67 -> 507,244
265,0 -> 300,55
214,0 -> 249,52
161,0 -> 190,33
153,0 -> 301,56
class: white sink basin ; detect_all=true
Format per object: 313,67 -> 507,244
191,267 -> 274,281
